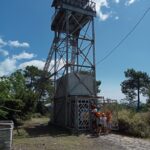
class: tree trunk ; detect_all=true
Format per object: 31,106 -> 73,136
137,78 -> 140,111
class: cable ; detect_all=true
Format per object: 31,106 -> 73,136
96,6 -> 150,65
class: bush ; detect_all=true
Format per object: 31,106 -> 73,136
118,109 -> 150,138
0,109 -> 8,119
32,113 -> 42,118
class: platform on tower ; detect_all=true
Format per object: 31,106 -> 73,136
52,0 -> 96,13
51,0 -> 96,33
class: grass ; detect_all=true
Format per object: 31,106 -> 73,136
14,135 -> 88,150
118,109 -> 150,138
12,116 -> 150,150
13,117 -> 96,150
13,117 -> 50,139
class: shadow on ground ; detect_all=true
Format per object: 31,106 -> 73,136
16,118 -> 102,139
23,122 -> 109,139
24,123 -> 72,138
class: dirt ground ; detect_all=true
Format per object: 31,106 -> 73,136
12,118 -> 150,150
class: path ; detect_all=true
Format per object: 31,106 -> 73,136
12,118 -> 150,150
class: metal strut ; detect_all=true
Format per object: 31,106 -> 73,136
43,0 -> 97,130
44,38 -> 56,73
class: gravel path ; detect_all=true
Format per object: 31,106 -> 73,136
12,118 -> 150,150
13,133 -> 150,150
92,134 -> 150,150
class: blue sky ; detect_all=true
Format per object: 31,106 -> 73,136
0,0 -> 150,101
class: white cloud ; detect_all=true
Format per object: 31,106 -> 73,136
19,59 -> 65,74
114,0 -> 120,4
0,58 -> 44,77
93,0 -> 138,20
93,0 -> 111,21
0,56 -> 66,76
0,51 -> 36,76
19,60 -> 45,70
0,38 -> 30,48
0,58 -> 45,76
0,38 -> 7,47
12,51 -> 36,60
125,0 -> 137,6
99,12 -> 110,21
0,58 -> 17,76
8,40 -> 30,48
115,16 -> 119,20
0,49 -> 9,56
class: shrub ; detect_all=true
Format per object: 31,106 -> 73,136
0,109 -> 8,119
118,109 -> 131,131
118,109 -> 150,138
32,113 -> 42,118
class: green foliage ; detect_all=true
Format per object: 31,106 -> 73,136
118,109 -> 150,138
121,68 -> 150,111
0,109 -> 8,119
24,66 -> 42,91
24,66 -> 53,101
0,77 -> 12,99
9,70 -> 27,99
144,85 -> 150,109
0,66 -> 54,123
96,80 -> 101,94
36,101 -> 48,115
4,99 -> 24,111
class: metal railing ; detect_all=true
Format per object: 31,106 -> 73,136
0,121 -> 14,150
51,9 -> 60,24
51,0 -> 96,25
62,0 -> 96,12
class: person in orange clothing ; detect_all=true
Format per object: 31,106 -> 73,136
106,111 -> 113,134
100,112 -> 107,134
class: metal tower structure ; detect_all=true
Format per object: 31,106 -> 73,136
44,0 -> 97,131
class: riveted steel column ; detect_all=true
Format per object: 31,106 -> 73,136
65,10 -> 69,126
92,17 -> 97,97
54,32 -> 57,92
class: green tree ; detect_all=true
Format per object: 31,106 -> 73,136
147,89 -> 150,105
144,85 -> 150,109
24,66 -> 54,101
0,69 -> 37,120
0,76 -> 24,120
24,66 -> 42,91
0,77 -> 11,119
0,66 -> 54,120
0,77 -> 12,99
121,69 -> 150,111
9,70 -> 26,99
96,80 -> 101,94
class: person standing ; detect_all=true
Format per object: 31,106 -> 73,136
106,111 -> 112,134
91,104 -> 97,134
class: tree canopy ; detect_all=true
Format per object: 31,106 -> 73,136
0,66 -> 53,121
121,68 -> 150,111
